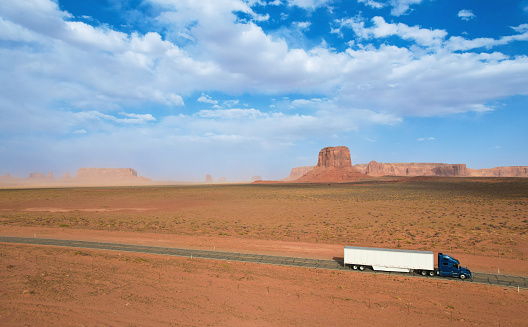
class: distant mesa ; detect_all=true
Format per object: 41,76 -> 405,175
76,168 -> 150,183
0,173 -> 18,181
467,166 -> 528,177
217,177 -> 227,183
281,147 -> 528,182
353,161 -> 528,177
250,175 -> 262,181
355,161 -> 468,177
0,167 -> 151,186
282,166 -> 315,182
205,174 -> 213,183
294,146 -> 367,183
28,171 -> 53,181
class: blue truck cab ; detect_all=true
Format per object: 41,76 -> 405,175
438,253 -> 472,279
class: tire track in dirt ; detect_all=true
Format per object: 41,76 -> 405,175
1,236 -> 526,289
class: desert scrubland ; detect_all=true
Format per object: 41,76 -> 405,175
0,177 -> 527,325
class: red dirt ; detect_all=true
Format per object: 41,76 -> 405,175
0,180 -> 527,326
1,237 -> 527,326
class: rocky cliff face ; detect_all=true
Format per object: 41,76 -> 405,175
295,146 -> 366,183
468,166 -> 528,177
354,161 -> 528,177
355,161 -> 468,177
281,166 -> 315,181
317,146 -> 352,168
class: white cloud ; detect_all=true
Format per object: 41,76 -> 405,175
286,0 -> 333,10
198,94 -> 219,105
458,9 -> 476,21
2,0 -> 528,156
446,27 -> 528,51
357,0 -> 385,9
389,0 -> 423,16
294,21 -> 311,31
357,0 -> 424,15
223,99 -> 240,107
118,112 -> 157,123
417,137 -> 435,141
76,111 -> 156,124
340,16 -> 447,48
512,24 -> 528,33
198,108 -> 267,119
73,129 -> 87,134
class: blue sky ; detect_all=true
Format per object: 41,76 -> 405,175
1,0 -> 527,181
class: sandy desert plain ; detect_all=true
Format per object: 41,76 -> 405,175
0,177 -> 527,326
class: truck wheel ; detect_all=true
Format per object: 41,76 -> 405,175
460,274 -> 467,280
421,270 -> 427,276
359,266 -> 365,271
352,265 -> 358,270
428,271 -> 435,277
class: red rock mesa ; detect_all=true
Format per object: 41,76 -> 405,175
295,146 -> 366,183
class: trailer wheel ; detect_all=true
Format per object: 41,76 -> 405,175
460,274 -> 467,280
428,271 -> 435,277
352,265 -> 358,270
421,270 -> 427,276
359,266 -> 365,271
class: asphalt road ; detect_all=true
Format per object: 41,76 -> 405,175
1,236 -> 526,289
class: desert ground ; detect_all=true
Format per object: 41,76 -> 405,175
1,177 -> 527,326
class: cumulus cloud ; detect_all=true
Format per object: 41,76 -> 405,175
458,9 -> 476,21
197,94 -> 219,105
341,16 -> 447,47
417,137 -> 435,141
2,0 -> 528,179
357,0 -> 385,9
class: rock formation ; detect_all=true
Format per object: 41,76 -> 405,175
282,166 -> 315,181
317,146 -> 352,168
250,175 -> 262,181
218,177 -> 227,183
468,166 -> 528,177
28,172 -> 50,180
205,174 -> 213,183
295,146 -> 366,183
355,161 -> 468,177
0,173 -> 18,181
76,168 -> 150,184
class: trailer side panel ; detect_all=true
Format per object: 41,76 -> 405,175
344,246 -> 434,271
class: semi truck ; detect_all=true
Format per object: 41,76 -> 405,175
344,246 -> 472,279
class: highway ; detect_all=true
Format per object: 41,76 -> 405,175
1,236 -> 526,289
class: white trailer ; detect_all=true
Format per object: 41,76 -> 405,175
344,246 -> 434,273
